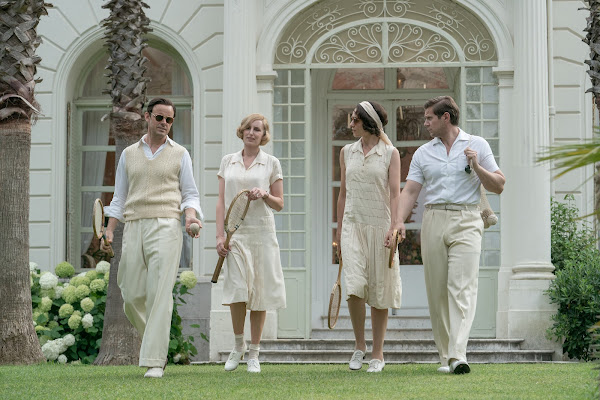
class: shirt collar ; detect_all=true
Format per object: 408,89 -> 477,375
138,134 -> 174,147
231,149 -> 267,166
350,137 -> 385,156
432,128 -> 469,146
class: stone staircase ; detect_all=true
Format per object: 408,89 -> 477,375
217,315 -> 555,364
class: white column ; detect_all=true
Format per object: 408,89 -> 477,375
499,0 -> 559,356
221,0 -> 258,156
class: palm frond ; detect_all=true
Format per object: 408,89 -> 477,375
537,127 -> 600,179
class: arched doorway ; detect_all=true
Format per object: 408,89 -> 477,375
271,0 -> 501,338
67,41 -> 195,271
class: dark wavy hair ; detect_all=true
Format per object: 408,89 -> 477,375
355,101 -> 388,137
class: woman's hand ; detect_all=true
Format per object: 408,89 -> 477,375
216,235 -> 229,258
384,228 -> 399,249
248,187 -> 268,201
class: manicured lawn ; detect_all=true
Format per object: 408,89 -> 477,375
0,362 -> 596,399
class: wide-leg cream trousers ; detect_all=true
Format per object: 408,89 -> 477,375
421,208 -> 483,366
117,217 -> 182,368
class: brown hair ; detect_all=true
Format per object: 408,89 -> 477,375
147,97 -> 176,118
236,113 -> 270,145
355,101 -> 388,137
423,96 -> 459,125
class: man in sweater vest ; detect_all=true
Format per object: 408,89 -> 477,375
102,97 -> 203,378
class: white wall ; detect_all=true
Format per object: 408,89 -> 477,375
31,0 -> 225,272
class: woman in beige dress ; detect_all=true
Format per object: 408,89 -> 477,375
336,101 -> 402,373
216,113 -> 286,373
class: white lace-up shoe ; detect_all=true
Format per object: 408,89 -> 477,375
144,367 -> 164,378
349,349 -> 366,370
224,344 -> 246,371
437,366 -> 451,373
366,359 -> 385,373
247,358 -> 261,373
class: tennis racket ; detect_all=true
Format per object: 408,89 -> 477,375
211,189 -> 251,283
93,198 -> 114,258
388,229 -> 399,269
328,253 -> 343,329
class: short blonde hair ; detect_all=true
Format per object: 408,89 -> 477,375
236,113 -> 270,145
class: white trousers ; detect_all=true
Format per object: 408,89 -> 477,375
117,218 -> 182,368
421,208 -> 483,365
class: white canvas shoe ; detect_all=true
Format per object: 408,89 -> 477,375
224,343 -> 246,371
247,358 -> 261,373
437,366 -> 451,373
349,349 -> 365,370
366,359 -> 385,373
144,367 -> 164,378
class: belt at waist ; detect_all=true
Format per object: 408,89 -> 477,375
425,203 -> 479,211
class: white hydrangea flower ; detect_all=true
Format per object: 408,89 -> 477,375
58,354 -> 68,364
173,354 -> 181,363
180,271 -> 197,289
96,261 -> 110,274
54,285 -> 64,300
54,338 -> 67,354
29,262 -> 38,273
63,334 -> 76,347
82,313 -> 94,329
41,340 -> 59,361
39,273 -> 58,290
77,272 -> 87,278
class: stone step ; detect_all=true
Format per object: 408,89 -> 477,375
218,349 -> 554,364
311,328 -> 434,340
257,338 -> 524,351
320,315 -> 432,330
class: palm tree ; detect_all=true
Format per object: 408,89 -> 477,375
0,0 -> 50,364
93,0 -> 151,365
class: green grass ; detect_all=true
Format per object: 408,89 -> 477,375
0,363 -> 596,400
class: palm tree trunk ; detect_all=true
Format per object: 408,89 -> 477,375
0,119 -> 45,364
93,118 -> 145,365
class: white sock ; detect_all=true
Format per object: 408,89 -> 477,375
248,344 -> 260,360
234,334 -> 245,352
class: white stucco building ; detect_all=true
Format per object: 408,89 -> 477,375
31,0 -> 592,361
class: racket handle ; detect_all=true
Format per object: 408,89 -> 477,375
211,256 -> 225,283
211,235 -> 231,283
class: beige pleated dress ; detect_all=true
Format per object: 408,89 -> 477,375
341,139 -> 402,309
218,150 -> 286,311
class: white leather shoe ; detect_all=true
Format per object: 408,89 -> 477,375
144,367 -> 163,378
437,366 -> 450,373
224,344 -> 246,371
247,358 -> 261,373
366,359 -> 385,373
450,359 -> 470,374
349,349 -> 365,370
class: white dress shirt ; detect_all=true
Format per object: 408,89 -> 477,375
105,135 -> 203,222
406,129 -> 499,205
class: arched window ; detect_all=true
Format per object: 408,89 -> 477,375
68,43 -> 194,270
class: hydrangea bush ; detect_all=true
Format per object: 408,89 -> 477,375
31,261 -> 203,364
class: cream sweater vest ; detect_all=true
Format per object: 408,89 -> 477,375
123,141 -> 185,221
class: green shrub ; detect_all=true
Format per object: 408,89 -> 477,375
551,195 -> 597,272
547,195 -> 600,360
31,264 -> 203,364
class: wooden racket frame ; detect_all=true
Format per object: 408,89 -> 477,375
328,253 -> 343,329
211,189 -> 251,283
92,198 -> 114,258
388,229 -> 399,269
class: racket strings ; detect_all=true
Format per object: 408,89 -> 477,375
226,197 -> 249,232
93,203 -> 104,237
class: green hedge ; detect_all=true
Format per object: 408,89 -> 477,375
548,195 -> 600,361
